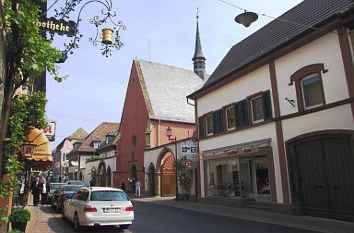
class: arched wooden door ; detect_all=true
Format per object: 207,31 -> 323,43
98,161 -> 107,187
161,153 -> 176,197
106,166 -> 112,187
148,164 -> 156,196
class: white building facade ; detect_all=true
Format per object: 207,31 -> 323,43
189,0 -> 354,221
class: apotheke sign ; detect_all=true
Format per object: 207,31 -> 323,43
35,17 -> 76,37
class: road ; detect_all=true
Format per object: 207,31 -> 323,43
26,200 -> 338,233
129,201 -> 321,233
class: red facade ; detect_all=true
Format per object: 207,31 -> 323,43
113,60 -> 197,193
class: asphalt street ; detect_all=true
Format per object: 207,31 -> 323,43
130,200 -> 321,233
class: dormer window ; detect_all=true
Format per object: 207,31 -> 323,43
73,142 -> 82,151
92,140 -> 100,149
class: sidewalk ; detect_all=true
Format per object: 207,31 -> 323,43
131,196 -> 354,233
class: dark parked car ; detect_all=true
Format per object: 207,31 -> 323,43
46,182 -> 65,204
52,185 -> 82,212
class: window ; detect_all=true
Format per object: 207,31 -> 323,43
301,73 -> 324,109
247,90 -> 272,124
290,63 -> 326,112
144,132 -> 151,148
206,158 -> 239,198
205,114 -> 213,136
225,106 -> 236,130
250,95 -> 264,123
93,141 -> 100,149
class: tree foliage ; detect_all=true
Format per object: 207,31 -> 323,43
0,0 -> 64,226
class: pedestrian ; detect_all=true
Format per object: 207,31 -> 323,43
30,177 -> 40,206
120,180 -> 126,191
135,179 -> 141,197
18,176 -> 26,206
40,177 -> 49,205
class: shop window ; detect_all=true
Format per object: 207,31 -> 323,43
225,106 -> 236,130
206,159 -> 239,198
290,63 -> 326,112
255,159 -> 270,195
205,113 -> 213,136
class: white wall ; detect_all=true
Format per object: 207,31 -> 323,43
275,31 -> 349,116
198,66 -> 272,116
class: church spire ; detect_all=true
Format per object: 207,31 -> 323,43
192,8 -> 206,80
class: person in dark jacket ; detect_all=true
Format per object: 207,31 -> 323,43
30,177 -> 40,206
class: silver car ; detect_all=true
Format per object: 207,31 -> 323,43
62,187 -> 134,231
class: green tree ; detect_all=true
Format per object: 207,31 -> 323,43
0,0 -> 63,177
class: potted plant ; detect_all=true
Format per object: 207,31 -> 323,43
9,208 -> 31,232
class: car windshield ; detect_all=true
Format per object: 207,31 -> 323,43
63,185 -> 81,192
50,183 -> 64,192
90,191 -> 129,201
67,180 -> 84,185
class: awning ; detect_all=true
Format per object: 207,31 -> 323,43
202,138 -> 272,155
25,128 -> 53,171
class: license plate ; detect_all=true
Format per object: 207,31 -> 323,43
103,208 -> 119,213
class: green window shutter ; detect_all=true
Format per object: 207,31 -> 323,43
235,100 -> 248,128
213,111 -> 219,134
263,90 -> 273,120
212,109 -> 224,134
198,116 -> 204,137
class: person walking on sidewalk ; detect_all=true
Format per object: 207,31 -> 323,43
135,179 -> 141,197
30,177 -> 40,206
40,177 -> 49,205
18,176 -> 26,206
120,180 -> 126,191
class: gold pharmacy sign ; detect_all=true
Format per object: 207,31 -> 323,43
35,17 -> 76,37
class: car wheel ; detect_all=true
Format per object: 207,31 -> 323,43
120,224 -> 130,230
74,213 -> 81,231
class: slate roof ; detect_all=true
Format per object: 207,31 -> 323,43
78,122 -> 119,152
200,0 -> 353,91
136,59 -> 206,123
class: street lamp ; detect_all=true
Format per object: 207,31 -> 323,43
235,10 -> 258,27
166,126 -> 179,200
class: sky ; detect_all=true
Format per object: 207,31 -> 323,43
45,0 -> 303,149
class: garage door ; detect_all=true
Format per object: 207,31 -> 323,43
295,137 -> 354,221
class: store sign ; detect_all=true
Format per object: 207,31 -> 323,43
181,140 -> 197,157
35,17 -> 77,37
43,121 -> 56,141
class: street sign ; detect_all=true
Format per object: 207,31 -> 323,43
185,160 -> 194,169
181,140 -> 197,157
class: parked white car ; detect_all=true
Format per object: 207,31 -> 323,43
62,187 -> 134,231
